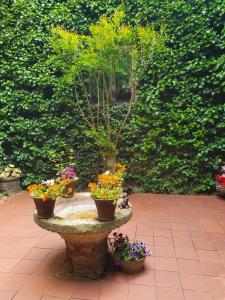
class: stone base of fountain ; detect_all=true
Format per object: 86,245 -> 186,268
33,193 -> 132,280
59,232 -> 109,279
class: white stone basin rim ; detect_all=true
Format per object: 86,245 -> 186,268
34,208 -> 132,234
33,193 -> 132,234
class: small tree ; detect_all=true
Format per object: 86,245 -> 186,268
49,10 -> 166,169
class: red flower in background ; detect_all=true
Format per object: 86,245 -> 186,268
214,173 -> 225,186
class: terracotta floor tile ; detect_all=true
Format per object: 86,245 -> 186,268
218,250 -> 225,262
213,240 -> 225,252
44,277 -> 75,298
183,290 -> 213,300
104,271 -> 129,283
175,247 -> 198,260
197,250 -> 221,262
18,237 -> 41,248
203,224 -> 224,234
154,246 -> 175,258
172,230 -> 191,239
0,236 -> 22,247
153,222 -> 171,230
136,225 -> 153,236
205,276 -> 225,293
200,261 -> 225,277
128,268 -> 155,285
72,280 -> 102,300
154,229 -> 172,238
173,238 -> 194,249
100,282 -> 129,300
13,292 -> 42,300
0,290 -> 16,300
180,273 -> 209,291
0,273 -> 28,292
144,256 -> 155,270
207,233 -> 225,241
154,257 -> 178,271
177,259 -> 202,274
171,223 -> 188,231
156,286 -> 184,300
154,237 -> 173,247
0,257 -> 20,272
20,275 -> 52,294
7,246 -> 31,259
42,297 -> 69,300
12,259 -> 41,274
128,284 -> 156,300
155,270 -> 181,288
193,239 -> 215,250
0,246 -> 13,258
190,231 -> 208,239
212,291 -> 225,299
25,248 -> 50,260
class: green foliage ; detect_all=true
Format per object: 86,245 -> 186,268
48,11 -> 166,167
0,0 -> 224,193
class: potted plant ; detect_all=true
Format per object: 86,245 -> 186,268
27,180 -> 65,218
60,166 -> 79,198
0,164 -> 22,194
214,165 -> 225,197
109,233 -> 151,274
88,163 -> 125,221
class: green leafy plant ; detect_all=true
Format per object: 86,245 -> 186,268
49,10 -> 167,168
0,0 -> 224,194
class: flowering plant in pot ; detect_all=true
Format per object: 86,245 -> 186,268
0,164 -> 22,194
27,180 -> 65,218
60,166 -> 78,198
214,165 -> 225,197
88,163 -> 125,221
109,233 -> 151,274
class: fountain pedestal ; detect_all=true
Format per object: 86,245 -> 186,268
33,193 -> 132,279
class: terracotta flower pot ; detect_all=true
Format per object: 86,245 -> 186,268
216,184 -> 225,198
62,180 -> 76,198
120,257 -> 146,274
33,197 -> 56,219
93,198 -> 116,221
0,176 -> 21,194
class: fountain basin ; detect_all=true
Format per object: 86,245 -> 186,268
33,193 -> 132,279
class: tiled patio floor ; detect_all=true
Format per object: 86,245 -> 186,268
1,192 -> 225,300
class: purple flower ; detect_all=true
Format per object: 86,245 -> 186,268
130,253 -> 137,260
222,165 -> 225,172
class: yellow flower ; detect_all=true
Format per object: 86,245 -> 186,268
88,182 -> 97,190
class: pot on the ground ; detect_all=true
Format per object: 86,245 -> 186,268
93,198 -> 116,221
0,177 -> 21,194
120,257 -> 145,274
216,184 -> 225,198
33,197 -> 56,218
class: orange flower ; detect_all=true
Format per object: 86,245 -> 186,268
98,174 -> 120,185
27,184 -> 45,193
42,194 -> 48,201
88,182 -> 97,190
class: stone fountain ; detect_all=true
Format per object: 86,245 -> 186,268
33,192 -> 132,279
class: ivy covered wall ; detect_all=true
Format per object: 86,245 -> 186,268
0,0 -> 224,193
